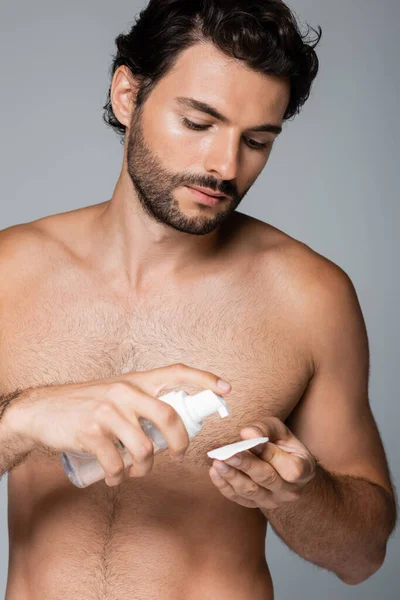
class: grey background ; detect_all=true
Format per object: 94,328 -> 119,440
0,0 -> 398,598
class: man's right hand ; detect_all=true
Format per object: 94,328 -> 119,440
5,364 -> 231,485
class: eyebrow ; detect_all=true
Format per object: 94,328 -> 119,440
175,96 -> 283,135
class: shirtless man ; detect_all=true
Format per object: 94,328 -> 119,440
1,1 -> 397,598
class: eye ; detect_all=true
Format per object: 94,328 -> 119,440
182,117 -> 271,151
245,138 -> 270,151
181,117 -> 210,131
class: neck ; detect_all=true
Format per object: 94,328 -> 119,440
95,165 -> 225,293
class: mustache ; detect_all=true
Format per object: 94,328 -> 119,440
174,174 -> 239,201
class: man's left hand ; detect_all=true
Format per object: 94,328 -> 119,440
209,417 -> 316,509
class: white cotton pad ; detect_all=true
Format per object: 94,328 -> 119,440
207,437 -> 269,460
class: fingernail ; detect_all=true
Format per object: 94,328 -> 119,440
218,379 -> 231,391
214,461 -> 229,473
172,454 -> 185,462
225,455 -> 242,466
251,427 -> 263,436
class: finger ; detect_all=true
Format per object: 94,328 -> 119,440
125,432 -> 155,479
210,464 -> 278,509
240,420 -> 315,483
131,363 -> 232,397
209,467 -> 258,508
83,435 -> 126,487
109,384 -> 190,459
260,443 -> 314,484
243,438 -> 313,484
223,450 -> 306,502
224,451 -> 286,494
240,418 -> 293,445
96,405 -> 155,478
249,444 -> 265,456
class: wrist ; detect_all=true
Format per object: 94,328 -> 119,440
1,390 -> 36,453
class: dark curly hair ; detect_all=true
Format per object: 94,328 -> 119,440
103,0 -> 322,138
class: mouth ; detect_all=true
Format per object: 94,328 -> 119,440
185,185 -> 228,207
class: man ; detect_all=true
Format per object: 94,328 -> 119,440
0,0 -> 396,598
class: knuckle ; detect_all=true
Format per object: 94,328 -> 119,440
94,403 -> 114,419
137,440 -> 154,459
157,402 -> 178,425
242,484 -> 259,498
82,422 -> 102,439
107,464 -> 124,478
285,458 -> 304,482
261,469 -> 278,486
285,470 -> 301,484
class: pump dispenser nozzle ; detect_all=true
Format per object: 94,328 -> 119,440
185,390 -> 229,421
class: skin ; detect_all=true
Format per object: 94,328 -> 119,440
99,41 -> 287,291
0,41 -> 396,599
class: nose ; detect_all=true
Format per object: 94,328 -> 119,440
203,129 -> 240,182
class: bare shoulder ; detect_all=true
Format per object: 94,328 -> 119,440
0,203 -> 105,293
246,215 -> 354,289
271,228 -> 361,316
247,215 -> 364,346
0,222 -> 52,284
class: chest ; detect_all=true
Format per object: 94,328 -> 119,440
3,272 -> 311,467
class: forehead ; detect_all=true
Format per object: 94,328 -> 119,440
151,41 -> 290,124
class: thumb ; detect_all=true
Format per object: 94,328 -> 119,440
240,425 -> 269,456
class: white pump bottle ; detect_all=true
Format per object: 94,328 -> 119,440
60,389 -> 229,488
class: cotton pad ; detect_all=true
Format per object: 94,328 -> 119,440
207,437 -> 269,461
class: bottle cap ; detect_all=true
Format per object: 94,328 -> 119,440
185,390 -> 230,422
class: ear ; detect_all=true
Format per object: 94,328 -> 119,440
110,65 -> 139,128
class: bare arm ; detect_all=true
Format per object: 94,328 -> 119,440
264,263 -> 397,584
0,226 -> 48,477
263,455 -> 396,584
0,389 -> 36,478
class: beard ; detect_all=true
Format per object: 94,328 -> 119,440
126,107 -> 248,236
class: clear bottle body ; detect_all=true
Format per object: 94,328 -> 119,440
60,417 -> 169,488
